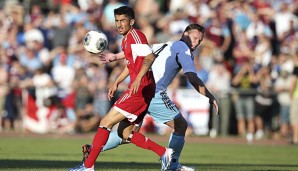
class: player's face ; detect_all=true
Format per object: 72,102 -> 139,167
183,29 -> 203,51
115,14 -> 134,36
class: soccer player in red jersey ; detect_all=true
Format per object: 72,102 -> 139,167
68,6 -> 173,171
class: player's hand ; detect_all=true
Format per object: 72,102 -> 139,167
98,53 -> 116,64
97,53 -> 109,64
210,98 -> 219,115
108,83 -> 118,100
129,79 -> 141,95
105,53 -> 117,62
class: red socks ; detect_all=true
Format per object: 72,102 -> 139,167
84,127 -> 110,168
84,128 -> 166,168
130,132 -> 166,157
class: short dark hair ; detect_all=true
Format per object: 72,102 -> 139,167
114,6 -> 135,20
184,24 -> 205,34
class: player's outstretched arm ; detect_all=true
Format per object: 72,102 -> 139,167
98,51 -> 125,64
185,72 -> 219,115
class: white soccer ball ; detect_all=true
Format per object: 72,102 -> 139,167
83,30 -> 108,54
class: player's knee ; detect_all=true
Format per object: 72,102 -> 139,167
117,128 -> 131,140
174,116 -> 188,134
117,127 -> 124,139
121,132 -> 131,140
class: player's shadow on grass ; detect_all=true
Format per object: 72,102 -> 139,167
0,159 -> 162,170
1,160 -> 298,170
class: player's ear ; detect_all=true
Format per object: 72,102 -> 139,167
130,19 -> 135,26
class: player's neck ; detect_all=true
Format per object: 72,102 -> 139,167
124,27 -> 134,38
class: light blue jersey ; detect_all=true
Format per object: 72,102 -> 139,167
152,41 -> 197,92
148,41 -> 196,124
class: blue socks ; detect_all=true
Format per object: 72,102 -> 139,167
168,132 -> 185,169
101,131 -> 123,152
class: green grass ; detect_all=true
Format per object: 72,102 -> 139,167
0,135 -> 298,171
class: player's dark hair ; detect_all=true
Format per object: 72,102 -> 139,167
184,24 -> 205,34
114,6 -> 135,20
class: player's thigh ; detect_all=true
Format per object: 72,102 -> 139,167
148,93 -> 180,124
100,107 -> 126,128
114,89 -> 152,124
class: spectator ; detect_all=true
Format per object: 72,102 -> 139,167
0,62 -> 8,132
290,51 -> 298,144
274,69 -> 292,139
50,107 -> 76,134
51,50 -> 75,96
101,0 -> 125,30
73,68 -> 92,111
23,22 -> 45,48
68,22 -> 89,63
253,33 -> 273,68
31,68 -> 57,107
274,2 -> 298,43
254,66 -> 275,140
45,96 -> 76,134
155,17 -> 173,43
50,14 -> 72,49
18,46 -> 43,74
232,1 -> 252,32
75,98 -> 101,133
86,63 -> 109,118
135,15 -> 155,44
232,29 -> 254,74
185,0 -> 212,25
168,9 -> 190,36
205,12 -> 231,62
186,54 -> 209,88
231,59 -> 258,142
134,0 -> 161,23
246,13 -> 272,46
2,74 -> 22,132
206,59 -> 231,136
1,84 -> 15,132
197,41 -> 216,72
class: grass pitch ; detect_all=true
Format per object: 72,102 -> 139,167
0,133 -> 298,171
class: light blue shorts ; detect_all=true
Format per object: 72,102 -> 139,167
148,91 -> 181,124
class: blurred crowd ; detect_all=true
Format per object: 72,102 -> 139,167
0,0 -> 298,144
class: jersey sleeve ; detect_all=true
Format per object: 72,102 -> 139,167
131,30 -> 152,57
174,41 -> 196,74
131,44 -> 152,56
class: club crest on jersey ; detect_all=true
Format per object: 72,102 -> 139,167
125,59 -> 130,65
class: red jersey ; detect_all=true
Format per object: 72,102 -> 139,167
121,28 -> 155,87
113,28 -> 155,124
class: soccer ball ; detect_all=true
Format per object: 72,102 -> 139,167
83,30 -> 108,54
